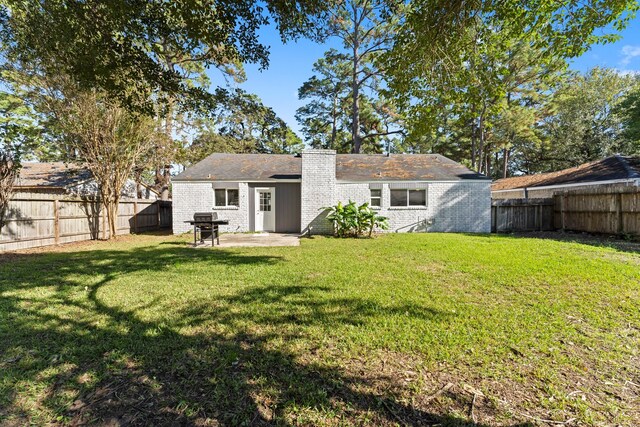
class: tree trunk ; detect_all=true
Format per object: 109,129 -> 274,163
470,105 -> 477,169
477,103 -> 487,173
351,50 -> 361,153
100,186 -> 119,240
331,96 -> 338,149
156,94 -> 174,201
502,147 -> 510,178
0,153 -> 18,232
160,164 -> 170,200
351,6 -> 361,154
107,200 -> 118,239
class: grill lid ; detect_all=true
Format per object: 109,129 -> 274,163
193,212 -> 218,222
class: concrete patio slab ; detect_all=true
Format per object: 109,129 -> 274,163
195,233 -> 300,248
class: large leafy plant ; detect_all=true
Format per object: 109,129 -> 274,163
325,200 -> 389,237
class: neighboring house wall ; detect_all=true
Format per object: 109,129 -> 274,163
336,181 -> 491,233
172,181 -> 249,234
301,149 -> 336,235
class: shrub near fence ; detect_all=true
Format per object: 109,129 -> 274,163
0,197 -> 172,252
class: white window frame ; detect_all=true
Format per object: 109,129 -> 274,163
370,189 -> 382,208
390,188 -> 428,207
214,188 -> 240,207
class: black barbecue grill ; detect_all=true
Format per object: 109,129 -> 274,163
184,212 -> 229,246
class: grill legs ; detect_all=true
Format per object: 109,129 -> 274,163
193,225 -> 220,246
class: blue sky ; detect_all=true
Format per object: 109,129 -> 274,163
208,16 -> 640,137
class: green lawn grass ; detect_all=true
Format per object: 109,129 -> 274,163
1,233 -> 639,426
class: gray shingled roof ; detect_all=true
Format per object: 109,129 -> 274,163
335,154 -> 489,181
14,162 -> 92,188
492,155 -> 640,191
174,153 -> 489,182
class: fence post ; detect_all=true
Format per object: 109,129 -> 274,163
616,192 -> 623,234
133,200 -> 138,234
101,203 -> 106,240
537,203 -> 541,231
561,194 -> 567,231
54,199 -> 60,244
157,201 -> 161,229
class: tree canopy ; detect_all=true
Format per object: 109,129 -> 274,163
0,0 -> 332,111
1,0 -> 639,187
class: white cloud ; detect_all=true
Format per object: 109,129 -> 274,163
615,68 -> 640,77
620,45 -> 640,66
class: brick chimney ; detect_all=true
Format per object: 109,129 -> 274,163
300,149 -> 337,235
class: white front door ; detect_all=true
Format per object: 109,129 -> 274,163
255,188 -> 275,232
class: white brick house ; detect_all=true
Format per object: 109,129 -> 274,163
173,149 -> 491,235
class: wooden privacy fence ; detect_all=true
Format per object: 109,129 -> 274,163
492,198 -> 555,233
0,197 -> 172,252
492,187 -> 640,236
554,187 -> 640,236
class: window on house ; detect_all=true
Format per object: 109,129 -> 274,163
370,189 -> 381,207
390,189 -> 407,206
227,189 -> 239,206
214,188 -> 239,207
408,189 -> 426,206
390,189 -> 427,207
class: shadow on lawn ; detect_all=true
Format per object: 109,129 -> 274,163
0,245 -> 531,426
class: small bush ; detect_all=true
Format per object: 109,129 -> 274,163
324,200 -> 389,238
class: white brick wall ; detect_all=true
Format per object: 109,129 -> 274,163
301,149 -> 336,235
172,181 -> 250,234
173,151 -> 491,235
335,181 -> 491,233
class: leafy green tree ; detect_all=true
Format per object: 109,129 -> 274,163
323,0 -> 404,153
398,32 -> 565,177
616,85 -> 640,155
54,89 -> 159,238
297,48 -> 405,153
149,42 -> 246,199
386,0 -> 637,171
0,0 -> 330,111
296,49 -> 352,151
184,90 -> 303,165
536,68 -> 637,171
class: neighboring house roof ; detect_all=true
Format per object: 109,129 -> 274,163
14,162 -> 92,189
14,162 -> 160,197
174,153 -> 489,182
492,155 -> 640,192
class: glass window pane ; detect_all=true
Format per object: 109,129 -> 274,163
370,189 -> 381,207
409,190 -> 426,206
259,192 -> 271,211
227,189 -> 239,206
214,189 -> 226,206
390,190 -> 407,206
